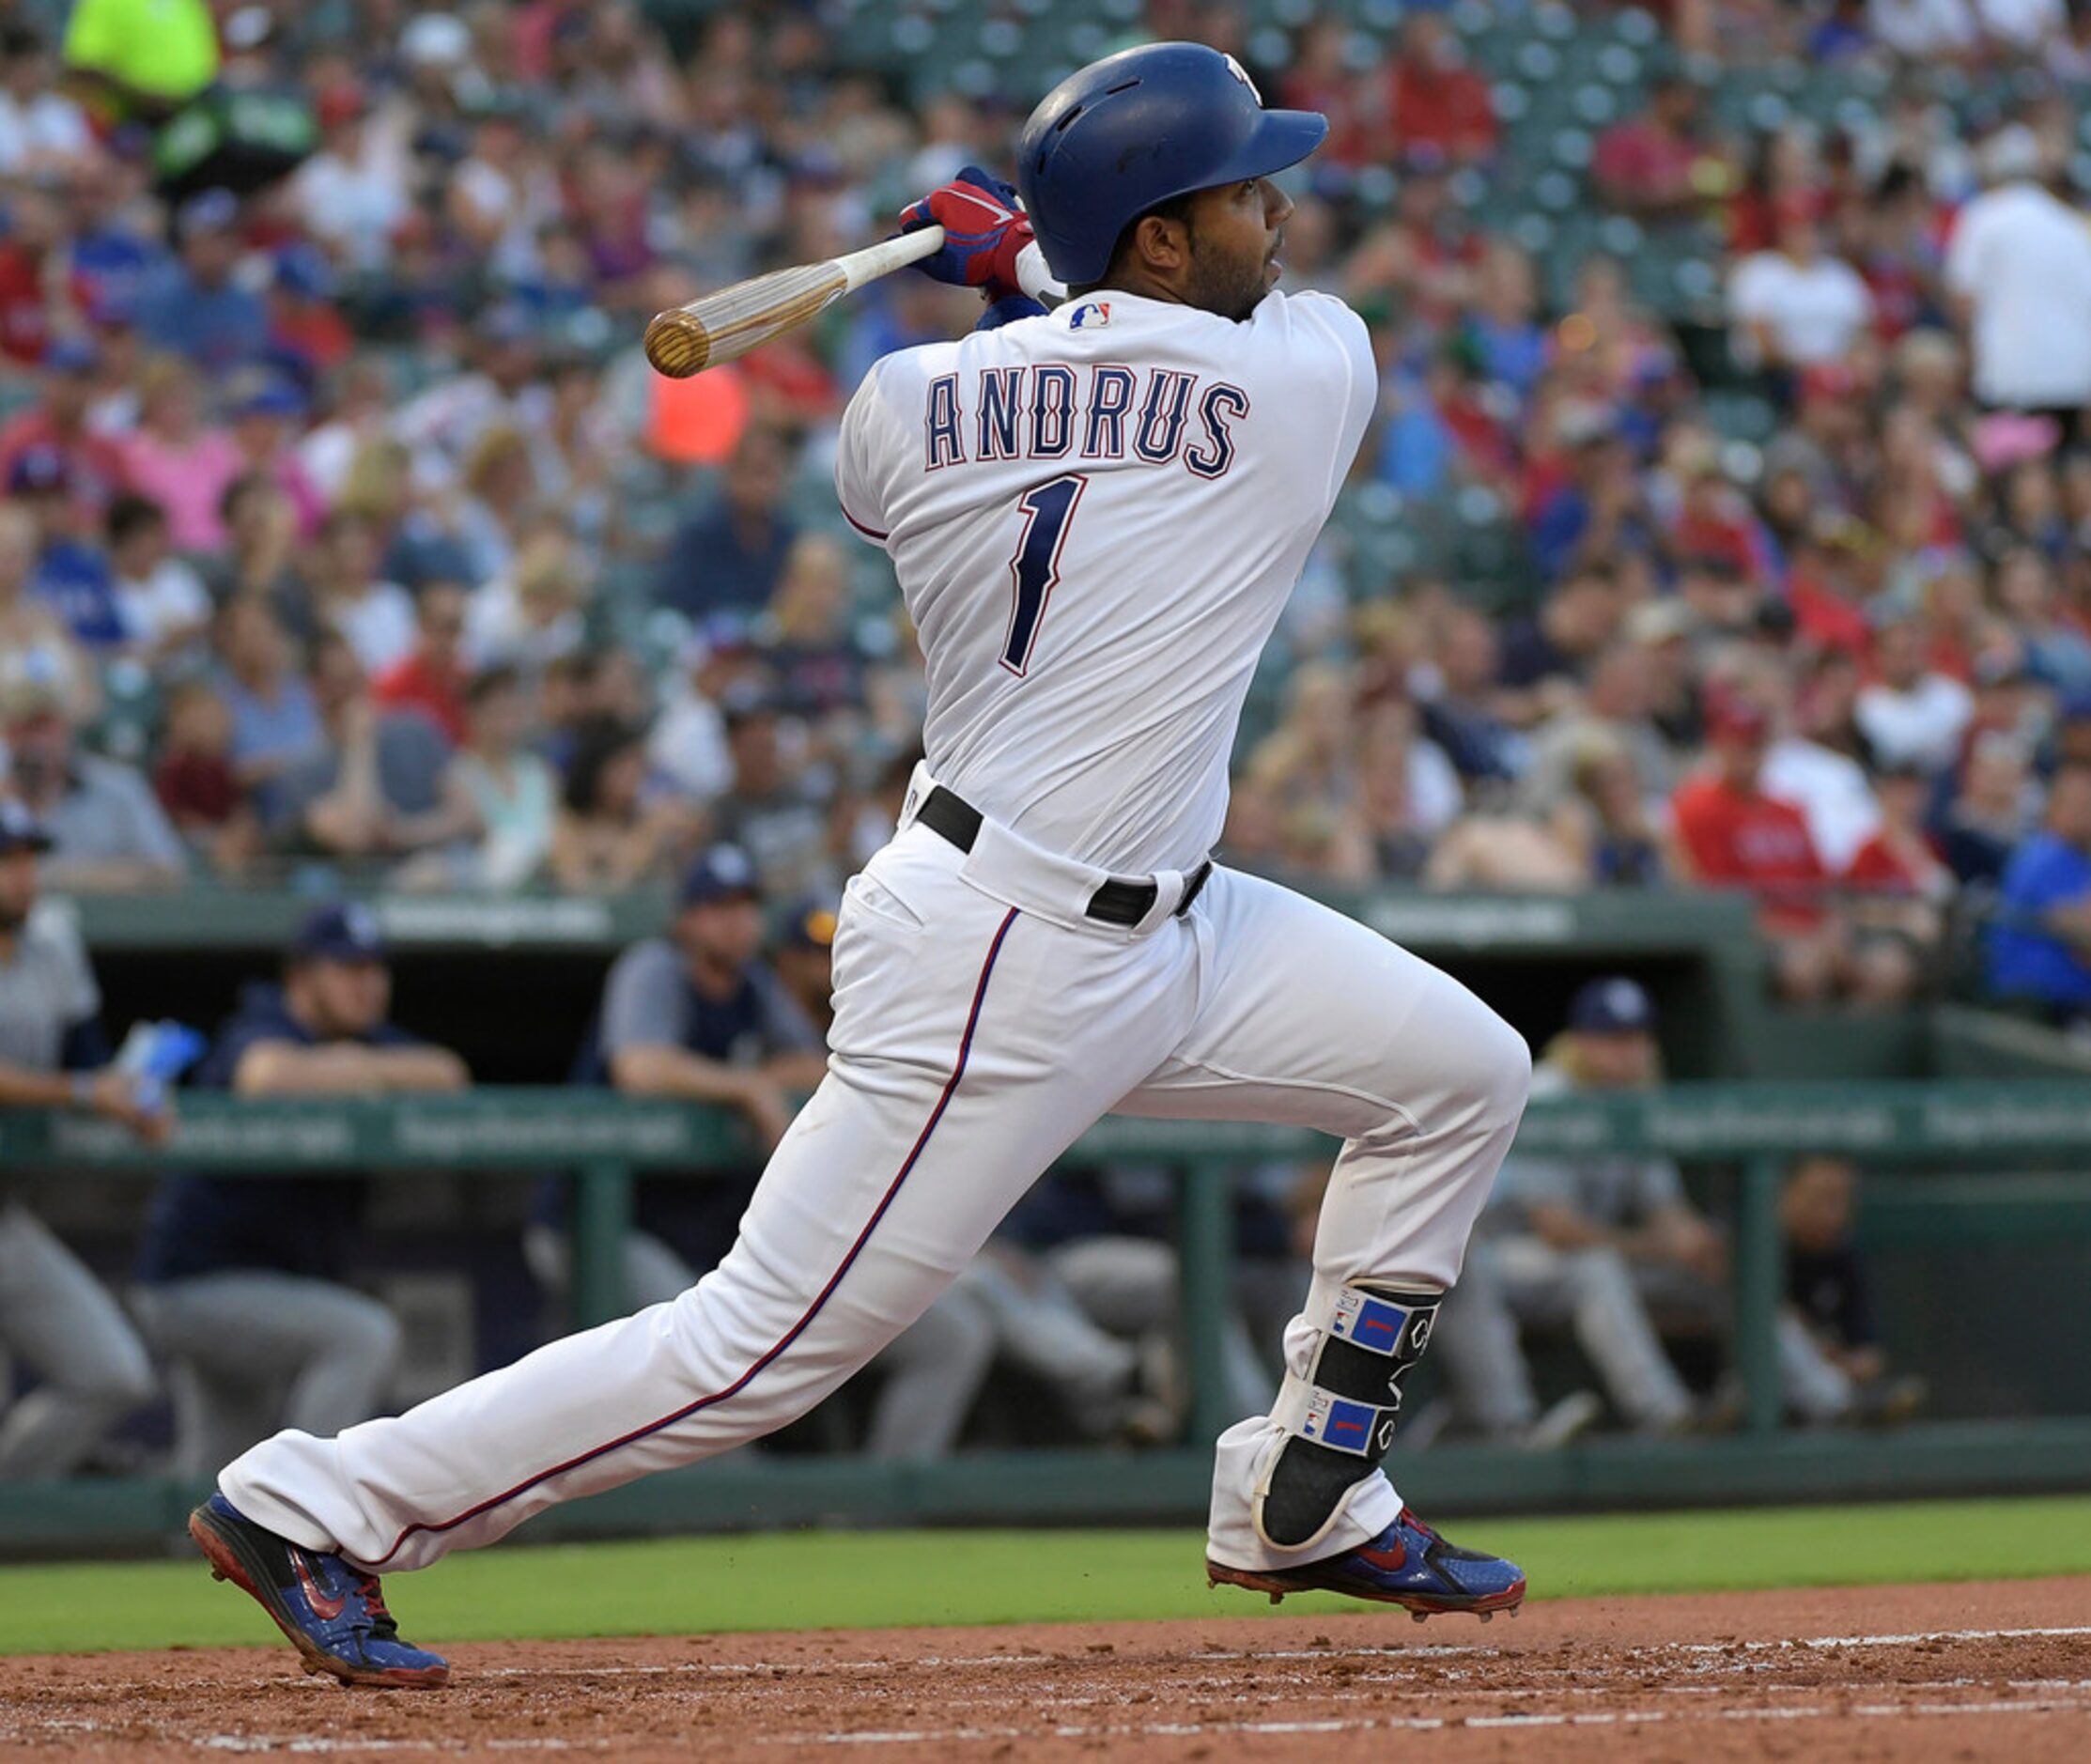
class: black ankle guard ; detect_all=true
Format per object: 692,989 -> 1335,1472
1255,1282 -> 1441,1552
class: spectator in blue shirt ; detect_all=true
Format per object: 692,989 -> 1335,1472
654,426 -> 798,620
1529,417 -> 1657,585
133,904 -> 471,1476
133,189 -> 267,375
11,445 -> 126,649
1986,762 -> 2091,1023
208,594 -> 324,825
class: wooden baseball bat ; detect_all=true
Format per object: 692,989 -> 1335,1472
643,226 -> 947,379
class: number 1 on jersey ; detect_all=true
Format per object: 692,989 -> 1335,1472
1001,472 -> 1086,676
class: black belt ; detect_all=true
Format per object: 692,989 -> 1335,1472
915,786 -> 1212,928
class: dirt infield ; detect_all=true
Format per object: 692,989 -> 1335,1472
3,1575 -> 2086,1760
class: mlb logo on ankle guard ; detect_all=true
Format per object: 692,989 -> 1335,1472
1329,1291 -> 1430,1357
1301,1390 -> 1387,1457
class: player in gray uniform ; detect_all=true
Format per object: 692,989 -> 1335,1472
0,800 -> 161,1478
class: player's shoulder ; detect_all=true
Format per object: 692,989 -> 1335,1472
609,936 -> 683,987
1242,286 -> 1371,353
858,332 -> 969,395
23,898 -> 92,975
1668,771 -> 1722,812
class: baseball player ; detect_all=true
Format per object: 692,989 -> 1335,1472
191,43 -> 1532,1688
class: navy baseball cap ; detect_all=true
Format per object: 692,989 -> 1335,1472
7,444 -> 69,495
0,800 -> 54,855
290,901 -> 388,964
273,244 -> 336,301
678,844 -> 760,908
1568,976 -> 1656,1035
720,679 -> 781,727
44,336 -> 99,375
780,896 -> 838,952
233,375 -> 306,421
177,187 -> 240,239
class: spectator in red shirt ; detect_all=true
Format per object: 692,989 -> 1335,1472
266,246 -> 354,386
154,676 -> 261,878
1844,764 -> 1950,899
373,583 -> 472,746
0,337 -> 128,519
1384,14 -> 1496,165
0,184 -> 89,364
1593,72 -> 1732,222
1670,694 -> 1851,1001
1278,16 -> 1374,168
1840,762 -> 1949,995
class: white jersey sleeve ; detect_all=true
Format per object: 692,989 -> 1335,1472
834,287 -> 1377,874
834,361 -> 908,546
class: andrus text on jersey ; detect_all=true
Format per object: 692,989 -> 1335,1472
923,365 -> 1248,478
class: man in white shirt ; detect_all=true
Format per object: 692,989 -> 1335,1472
1867,0 -> 1976,55
1944,126 -> 2091,435
1729,207 -> 1875,374
1855,615 -> 1974,773
0,26 -> 93,177
106,494 -> 209,663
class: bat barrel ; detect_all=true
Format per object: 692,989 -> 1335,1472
642,228 -> 944,379
644,261 -> 849,379
643,308 -> 715,379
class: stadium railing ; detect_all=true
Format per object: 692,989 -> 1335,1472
5,1079 -> 2091,1553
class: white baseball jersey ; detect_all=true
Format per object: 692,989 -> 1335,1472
836,288 -> 1375,874
219,283 -> 1527,1594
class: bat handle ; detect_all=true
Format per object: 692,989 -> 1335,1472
839,225 -> 946,292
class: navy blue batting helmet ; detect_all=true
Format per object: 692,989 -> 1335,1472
1017,42 -> 1328,287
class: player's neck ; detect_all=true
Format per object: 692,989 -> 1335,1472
1077,267 -> 1185,307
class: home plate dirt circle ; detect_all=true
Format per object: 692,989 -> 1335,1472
4,1577 -> 2086,1760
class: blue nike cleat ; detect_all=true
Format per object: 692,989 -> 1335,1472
189,1494 -> 449,1688
1207,1507 -> 1526,1622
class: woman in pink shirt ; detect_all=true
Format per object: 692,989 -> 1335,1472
116,356 -> 240,551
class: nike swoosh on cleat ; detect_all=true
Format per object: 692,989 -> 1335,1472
291,1553 -> 348,1622
1355,1542 -> 1408,1571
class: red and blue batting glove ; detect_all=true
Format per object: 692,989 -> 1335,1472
899,166 -> 1036,302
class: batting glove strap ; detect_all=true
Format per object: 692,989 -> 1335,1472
899,165 -> 1037,300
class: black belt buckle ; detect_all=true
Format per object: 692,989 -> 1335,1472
915,785 -> 1211,927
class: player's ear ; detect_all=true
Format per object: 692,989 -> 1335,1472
1131,211 -> 1189,277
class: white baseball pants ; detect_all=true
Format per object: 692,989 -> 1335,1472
223,780 -> 1529,1574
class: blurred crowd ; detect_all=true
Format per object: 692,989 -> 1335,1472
5,0 -> 2091,1030
0,0 -> 2068,1502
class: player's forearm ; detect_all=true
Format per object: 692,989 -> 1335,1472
0,1060 -> 88,1109
367,1048 -> 472,1092
235,1044 -> 470,1095
1528,1206 -> 1614,1252
762,1052 -> 831,1091
39,857 -> 185,893
609,1045 -> 753,1105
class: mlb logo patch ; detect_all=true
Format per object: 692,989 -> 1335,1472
1301,1391 -> 1380,1457
1330,1291 -> 1416,1356
1067,302 -> 1111,330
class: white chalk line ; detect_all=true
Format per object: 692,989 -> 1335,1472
766,1695 -> 2091,1747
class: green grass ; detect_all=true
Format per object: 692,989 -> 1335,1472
4,1495 -> 2087,1657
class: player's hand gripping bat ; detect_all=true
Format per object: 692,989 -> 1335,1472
643,227 -> 946,379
